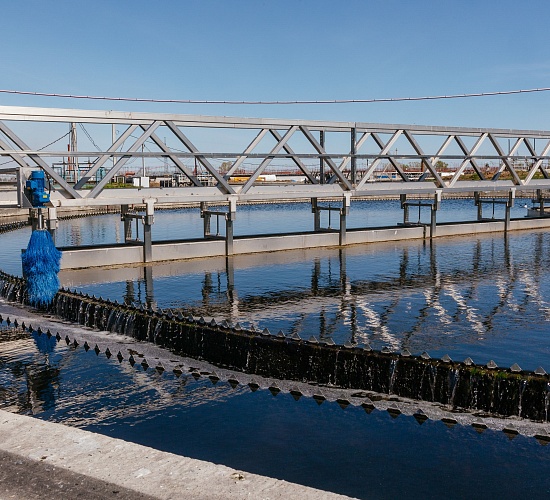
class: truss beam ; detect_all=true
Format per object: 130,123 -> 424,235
0,104 -> 550,208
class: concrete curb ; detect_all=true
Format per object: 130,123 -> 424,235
0,410 -> 353,500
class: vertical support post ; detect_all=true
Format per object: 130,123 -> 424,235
28,208 -> 38,232
505,189 -> 515,232
201,202 -> 211,237
319,130 -> 325,184
430,190 -> 441,238
400,194 -> 409,224
339,193 -> 350,246
351,127 -> 357,185
225,215 -> 234,256
312,198 -> 321,231
474,192 -> 483,220
17,168 -> 25,208
537,189 -> 545,215
339,211 -> 347,245
225,196 -> 237,256
121,205 -> 132,242
47,206 -> 58,243
143,198 -> 155,263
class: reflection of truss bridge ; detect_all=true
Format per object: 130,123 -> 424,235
184,237 -> 550,346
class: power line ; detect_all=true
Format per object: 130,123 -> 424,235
0,130 -> 71,167
79,123 -> 101,151
1,87 -> 550,105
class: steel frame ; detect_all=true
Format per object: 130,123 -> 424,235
2,105 -> 550,208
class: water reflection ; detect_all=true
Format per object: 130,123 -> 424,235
0,329 -> 63,414
0,323 -> 246,424
1,320 -> 549,500
60,231 -> 550,369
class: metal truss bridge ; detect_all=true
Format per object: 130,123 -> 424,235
2,104 -> 550,211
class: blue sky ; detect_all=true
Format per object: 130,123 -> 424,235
3,0 -> 550,131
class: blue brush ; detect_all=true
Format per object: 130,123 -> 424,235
22,216 -> 62,307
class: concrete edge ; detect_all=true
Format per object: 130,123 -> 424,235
0,410 -> 353,500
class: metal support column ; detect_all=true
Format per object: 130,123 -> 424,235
312,198 -> 321,231
47,206 -> 58,243
351,127 -> 356,185
339,193 -> 350,245
319,131 -> 325,184
537,189 -> 546,216
200,198 -> 236,256
28,208 -> 39,232
121,205 -> 132,242
505,189 -> 515,232
430,190 -> 441,238
143,199 -> 155,263
400,194 -> 409,224
200,202 -> 211,237
225,196 -> 237,256
225,216 -> 234,256
474,192 -> 483,220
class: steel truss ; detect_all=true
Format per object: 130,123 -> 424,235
2,105 -> 550,208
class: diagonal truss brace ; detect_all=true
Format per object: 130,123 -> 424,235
402,130 -> 445,187
140,126 -> 203,187
448,133 -> 488,188
164,121 -> 234,194
0,121 -> 81,199
74,124 -> 138,189
487,133 -> 521,185
355,131 -> 405,189
299,126 -> 353,190
269,129 -> 317,184
240,126 -> 298,194
225,129 -> 269,178
326,131 -> 372,184
87,121 -> 162,198
524,138 -> 550,182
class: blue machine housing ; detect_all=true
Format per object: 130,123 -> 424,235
25,170 -> 50,207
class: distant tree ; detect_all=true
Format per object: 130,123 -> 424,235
435,160 -> 449,170
220,161 -> 232,173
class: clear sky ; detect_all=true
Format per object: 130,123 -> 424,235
3,0 -> 550,131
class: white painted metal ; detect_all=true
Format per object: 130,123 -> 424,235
1,104 -> 550,209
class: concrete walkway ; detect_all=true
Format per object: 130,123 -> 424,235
0,410 -> 353,500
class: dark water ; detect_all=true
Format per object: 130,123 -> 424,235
1,326 -> 549,499
1,199 -> 550,498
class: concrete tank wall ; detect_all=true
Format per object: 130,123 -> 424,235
59,218 -> 550,270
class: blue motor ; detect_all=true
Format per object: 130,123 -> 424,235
25,170 -> 50,207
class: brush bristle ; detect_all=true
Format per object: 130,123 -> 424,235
22,230 -> 62,306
